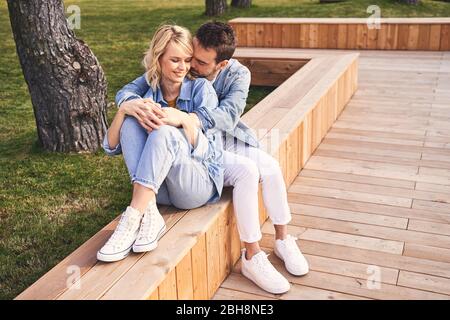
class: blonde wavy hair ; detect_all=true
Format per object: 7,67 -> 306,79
142,24 -> 194,90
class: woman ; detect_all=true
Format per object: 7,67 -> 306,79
97,25 -> 223,262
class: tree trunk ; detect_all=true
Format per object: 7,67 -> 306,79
231,0 -> 252,8
7,0 -> 108,153
205,0 -> 227,16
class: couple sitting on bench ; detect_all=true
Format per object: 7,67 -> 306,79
99,22 -> 309,295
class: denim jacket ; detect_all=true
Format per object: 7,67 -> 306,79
115,59 -> 259,148
105,77 -> 224,202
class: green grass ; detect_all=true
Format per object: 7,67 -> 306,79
1,0 -> 449,300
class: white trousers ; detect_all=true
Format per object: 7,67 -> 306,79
223,137 -> 292,243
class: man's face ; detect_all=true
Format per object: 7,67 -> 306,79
191,37 -> 226,80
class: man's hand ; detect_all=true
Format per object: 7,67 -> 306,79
120,98 -> 166,132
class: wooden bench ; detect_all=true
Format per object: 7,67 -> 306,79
229,17 -> 450,51
15,45 -> 358,301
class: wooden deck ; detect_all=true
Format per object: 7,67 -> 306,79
213,49 -> 450,300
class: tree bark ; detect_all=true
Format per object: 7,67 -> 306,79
231,0 -> 252,8
7,0 -> 108,153
205,0 -> 227,16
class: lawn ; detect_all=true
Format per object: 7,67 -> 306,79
1,0 -> 449,300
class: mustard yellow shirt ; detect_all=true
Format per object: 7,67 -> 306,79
166,98 -> 178,109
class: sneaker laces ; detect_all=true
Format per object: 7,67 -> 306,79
108,211 -> 139,246
283,235 -> 301,258
138,204 -> 158,240
252,252 -> 278,278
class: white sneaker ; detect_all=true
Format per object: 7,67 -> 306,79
97,206 -> 143,262
241,249 -> 291,294
274,234 -> 309,276
132,201 -> 166,253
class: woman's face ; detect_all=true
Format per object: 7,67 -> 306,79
160,41 -> 192,84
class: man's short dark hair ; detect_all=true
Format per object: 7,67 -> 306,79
195,22 -> 236,64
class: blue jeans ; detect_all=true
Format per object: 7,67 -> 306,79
119,116 -> 216,210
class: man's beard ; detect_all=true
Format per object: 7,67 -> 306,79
189,69 -> 205,78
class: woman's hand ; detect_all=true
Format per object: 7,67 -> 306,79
161,107 -> 188,128
120,98 -> 166,132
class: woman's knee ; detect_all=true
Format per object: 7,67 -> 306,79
148,125 -> 181,144
254,151 -> 282,177
120,116 -> 146,143
242,161 -> 260,184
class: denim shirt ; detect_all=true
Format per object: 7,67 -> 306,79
115,59 -> 259,148
104,77 -> 224,203
208,58 -> 259,148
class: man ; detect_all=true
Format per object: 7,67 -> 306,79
115,22 -> 309,294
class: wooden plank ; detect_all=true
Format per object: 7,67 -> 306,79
346,24 -> 357,49
176,251 -> 194,300
268,260 -> 449,300
255,24 -> 264,47
147,288 -> 159,300
280,283 -> 369,300
212,287 -> 276,300
247,23 -> 256,47
206,218 -> 221,299
219,272 -> 280,299
366,26 -> 378,49
356,24 -> 368,49
440,24 -> 450,51
281,24 -> 291,48
158,268 -> 177,300
301,112 -> 313,168
377,24 -> 388,49
218,208 -> 232,285
286,127 -> 300,186
398,271 -> 450,296
222,271 -> 368,300
293,174 -> 449,205
298,228 -> 404,255
412,198 -> 450,214
327,24 -> 338,49
289,203 -> 408,229
415,182 -> 450,194
407,24 -> 420,50
263,23 -> 273,47
261,220 -> 307,238
288,193 -> 450,224
418,24 -> 431,50
300,24 -> 309,48
309,24 -> 319,48
191,233 -> 208,300
289,184 -> 412,208
305,155 -> 450,186
290,215 -> 450,250
408,220 -> 450,236
290,24 -> 301,48
386,24 -> 399,50
403,243 -> 450,264
299,168 -> 416,189
273,23 -> 282,48
234,24 -> 248,47
429,24 -> 442,50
